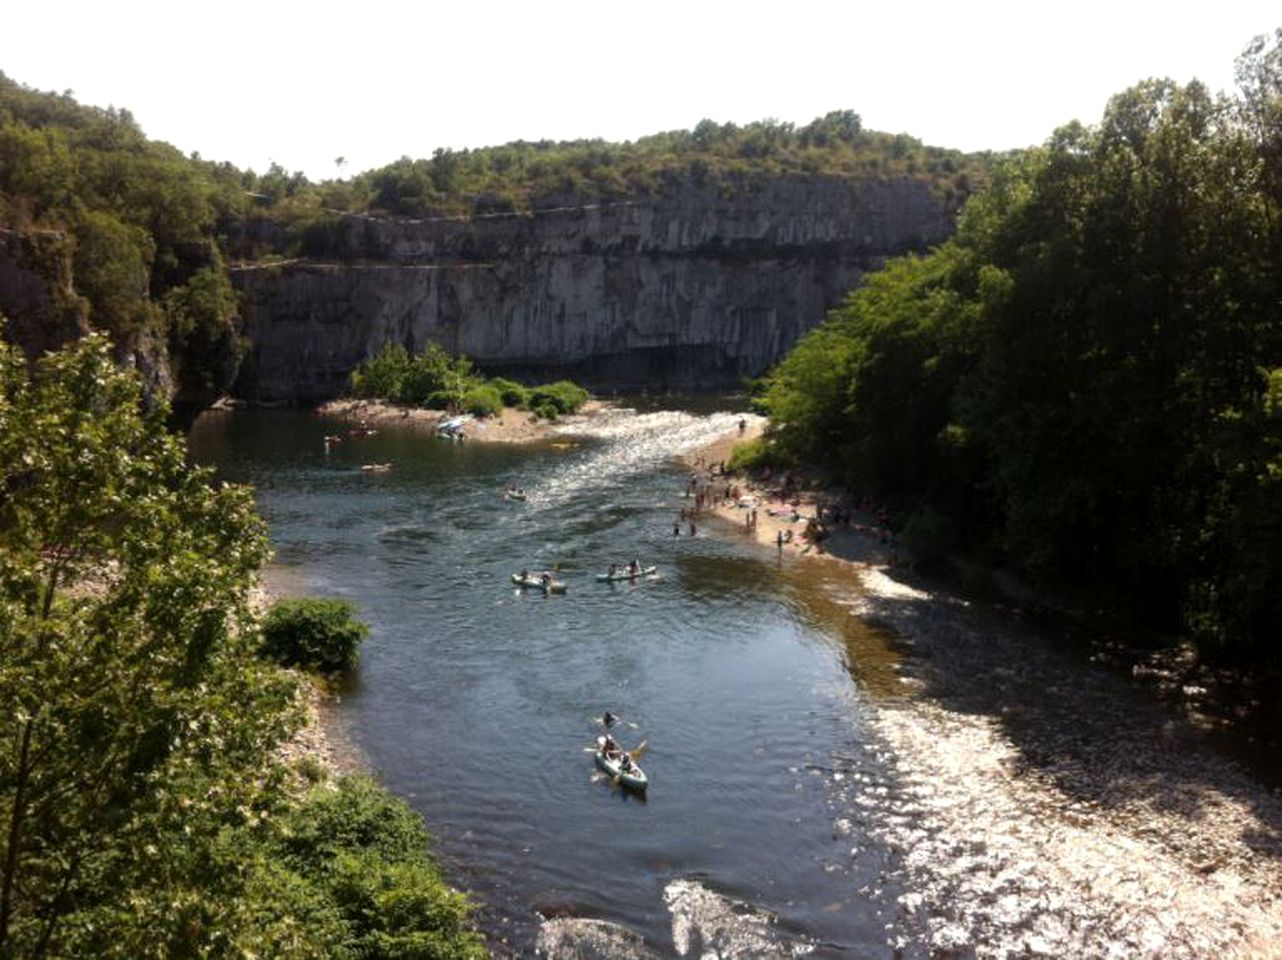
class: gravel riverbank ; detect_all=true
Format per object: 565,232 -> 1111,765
685,423 -> 1282,958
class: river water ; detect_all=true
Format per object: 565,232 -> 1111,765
190,406 -> 1282,958
191,407 -> 911,957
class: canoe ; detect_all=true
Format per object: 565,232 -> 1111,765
595,565 -> 657,582
594,736 -> 648,790
438,414 -> 473,432
511,573 -> 566,594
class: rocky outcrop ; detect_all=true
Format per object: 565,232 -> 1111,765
231,176 -> 956,402
0,228 -> 243,424
0,228 -> 90,357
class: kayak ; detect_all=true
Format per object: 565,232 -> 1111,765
512,573 -> 567,594
595,565 -> 657,582
594,736 -> 648,790
504,489 -> 528,501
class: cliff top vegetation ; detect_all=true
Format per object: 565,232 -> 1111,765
304,111 -> 992,220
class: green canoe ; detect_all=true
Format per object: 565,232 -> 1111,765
594,736 -> 648,790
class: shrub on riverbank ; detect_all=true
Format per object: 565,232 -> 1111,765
725,436 -> 785,473
462,383 -> 503,417
258,776 -> 486,959
528,380 -> 590,419
261,597 -> 369,673
350,342 -> 590,418
489,377 -> 530,408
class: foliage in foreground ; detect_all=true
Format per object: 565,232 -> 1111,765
262,597 -> 369,673
350,342 -> 590,418
755,34 -> 1282,660
244,777 -> 486,959
0,332 -> 481,956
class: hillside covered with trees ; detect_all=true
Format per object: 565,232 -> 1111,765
0,73 -> 989,391
753,31 -> 1282,660
311,111 -> 986,219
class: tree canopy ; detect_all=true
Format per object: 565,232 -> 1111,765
755,33 -> 1282,659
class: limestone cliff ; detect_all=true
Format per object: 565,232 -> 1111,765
0,228 -> 90,357
0,228 -> 232,423
231,176 -> 956,402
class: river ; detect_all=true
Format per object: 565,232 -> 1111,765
191,406 -> 1282,959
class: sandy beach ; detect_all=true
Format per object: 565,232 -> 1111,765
317,397 -> 611,444
683,418 -> 1282,958
680,418 -> 899,569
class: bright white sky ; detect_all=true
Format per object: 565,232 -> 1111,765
3,1 -> 1278,181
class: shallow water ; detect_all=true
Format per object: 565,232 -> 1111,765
192,407 -> 1282,958
191,408 -> 906,956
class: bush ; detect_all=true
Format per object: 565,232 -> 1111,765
488,377 -> 529,408
258,776 -> 485,958
461,383 -> 503,417
261,597 -> 368,672
528,380 -> 589,416
422,388 -> 462,410
351,344 -> 411,399
726,436 -> 783,473
529,399 -> 560,420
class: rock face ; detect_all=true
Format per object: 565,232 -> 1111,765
0,228 -> 90,358
0,227 -> 183,416
231,176 -> 956,402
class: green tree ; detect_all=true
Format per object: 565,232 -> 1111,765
755,49 -> 1282,656
0,332 -> 293,955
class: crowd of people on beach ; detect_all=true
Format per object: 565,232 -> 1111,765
679,454 -> 901,565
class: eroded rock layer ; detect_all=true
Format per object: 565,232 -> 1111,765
231,177 -> 954,402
